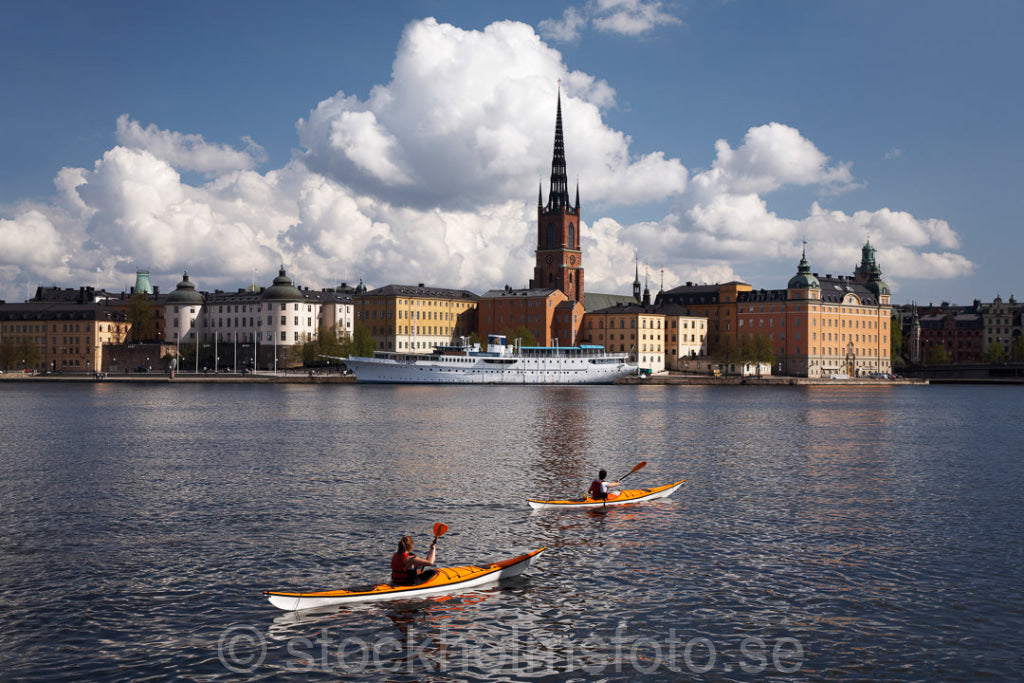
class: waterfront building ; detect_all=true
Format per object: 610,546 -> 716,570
477,286 -> 578,347
583,300 -> 666,372
663,304 -> 708,368
307,281 -> 364,343
655,281 -> 752,355
160,267 -> 357,370
981,294 -> 1021,358
892,294 -> 1023,365
657,242 -> 891,377
773,243 -> 892,377
0,301 -> 129,373
162,267 -> 310,370
912,302 -> 984,363
582,265 -> 708,372
583,272 -> 707,372
354,283 -> 478,353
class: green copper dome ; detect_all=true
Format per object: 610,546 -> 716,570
787,246 -> 820,289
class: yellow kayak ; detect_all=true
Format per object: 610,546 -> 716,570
527,480 -> 685,510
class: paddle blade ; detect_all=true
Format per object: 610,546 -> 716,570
619,461 -> 647,481
433,522 -> 449,538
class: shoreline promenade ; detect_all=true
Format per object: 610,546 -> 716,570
0,370 -> 937,385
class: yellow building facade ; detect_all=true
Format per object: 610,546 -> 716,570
354,284 -> 478,353
0,303 -> 130,373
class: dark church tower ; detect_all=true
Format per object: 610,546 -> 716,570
532,90 -> 584,305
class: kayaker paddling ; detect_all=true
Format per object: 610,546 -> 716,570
390,535 -> 438,586
588,469 -> 621,501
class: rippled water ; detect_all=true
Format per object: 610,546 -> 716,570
1,382 -> 1022,681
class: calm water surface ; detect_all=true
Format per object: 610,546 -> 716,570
0,382 -> 1022,681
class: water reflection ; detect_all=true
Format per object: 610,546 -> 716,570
1,383 -> 1023,681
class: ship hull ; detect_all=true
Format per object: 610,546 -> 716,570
343,355 -> 636,384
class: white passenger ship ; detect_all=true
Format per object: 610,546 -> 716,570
338,335 -> 636,384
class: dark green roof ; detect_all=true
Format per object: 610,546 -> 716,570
165,272 -> 205,305
260,266 -> 303,301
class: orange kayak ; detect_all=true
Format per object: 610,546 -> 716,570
264,547 -> 545,611
527,480 -> 684,510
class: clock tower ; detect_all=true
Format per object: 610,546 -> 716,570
532,90 -> 584,305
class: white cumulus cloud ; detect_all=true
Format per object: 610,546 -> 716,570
540,0 -> 682,41
0,17 -> 971,306
115,115 -> 263,174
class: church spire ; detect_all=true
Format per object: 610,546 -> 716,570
546,88 -> 570,212
633,255 -> 642,302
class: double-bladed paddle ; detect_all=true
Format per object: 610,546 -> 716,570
618,460 -> 647,482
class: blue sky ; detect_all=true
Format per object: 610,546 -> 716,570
2,0 -> 1021,307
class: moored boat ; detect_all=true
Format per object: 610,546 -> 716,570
264,547 -> 546,610
527,480 -> 685,510
334,334 -> 636,385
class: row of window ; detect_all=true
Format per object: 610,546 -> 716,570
359,309 -> 466,321
172,316 -> 316,329
173,303 -> 312,314
2,323 -> 103,333
740,317 -> 884,329
369,326 -> 468,337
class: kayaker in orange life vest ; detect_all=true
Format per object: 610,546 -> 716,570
588,469 -> 621,501
390,535 -> 438,586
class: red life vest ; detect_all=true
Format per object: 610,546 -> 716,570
588,480 -> 606,500
391,551 -> 415,584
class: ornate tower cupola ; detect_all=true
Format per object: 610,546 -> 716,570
854,236 -> 883,282
788,244 -> 821,293
854,236 -> 890,302
531,88 -> 584,304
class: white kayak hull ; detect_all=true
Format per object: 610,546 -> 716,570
527,481 -> 684,510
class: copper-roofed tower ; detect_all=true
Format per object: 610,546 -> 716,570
531,88 -> 584,305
